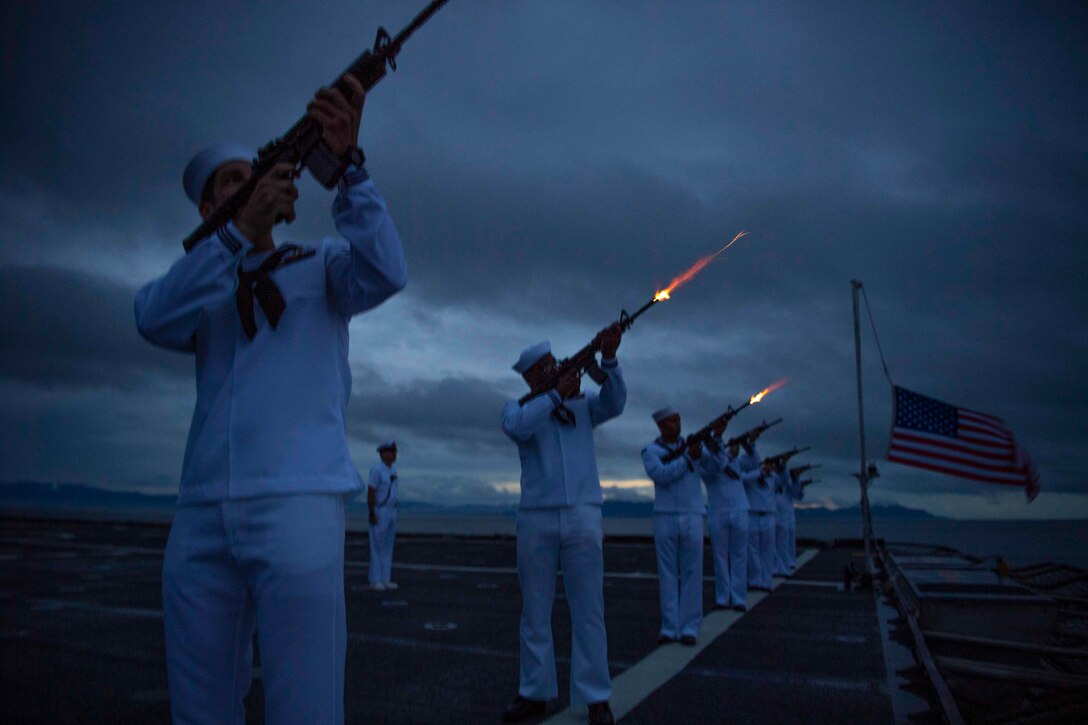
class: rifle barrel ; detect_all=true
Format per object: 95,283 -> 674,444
392,0 -> 450,48
621,297 -> 658,331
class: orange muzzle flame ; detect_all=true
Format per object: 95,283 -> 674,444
749,378 -> 788,405
654,230 -> 749,302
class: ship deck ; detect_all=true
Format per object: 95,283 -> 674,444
1,516 -> 907,723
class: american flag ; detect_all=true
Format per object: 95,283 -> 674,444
887,386 -> 1041,502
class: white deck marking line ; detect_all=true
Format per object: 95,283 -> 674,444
542,548 -> 819,724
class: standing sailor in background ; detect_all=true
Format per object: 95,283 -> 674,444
642,409 -> 712,645
368,440 -> 399,591
741,436 -> 776,591
783,465 -> 805,572
135,74 -> 406,724
500,326 -> 625,725
772,461 -> 800,576
699,430 -> 755,612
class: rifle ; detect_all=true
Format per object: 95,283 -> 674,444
762,446 -> 811,468
800,478 -> 820,488
789,463 -> 821,478
660,401 -> 752,463
182,0 -> 451,252
724,418 -> 783,448
518,295 -> 661,405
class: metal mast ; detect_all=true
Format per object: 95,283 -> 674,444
851,280 -> 875,579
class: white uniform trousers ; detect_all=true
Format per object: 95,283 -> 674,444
516,504 -> 610,705
746,511 -> 777,590
707,508 -> 748,607
652,513 -> 704,639
774,517 -> 791,576
162,494 -> 346,725
788,524 -> 798,570
368,506 -> 397,585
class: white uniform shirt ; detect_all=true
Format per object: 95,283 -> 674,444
501,359 -> 626,509
699,440 -> 751,513
641,439 -> 712,515
368,462 -> 398,509
135,168 -> 406,505
774,470 -> 792,517
739,443 -> 776,513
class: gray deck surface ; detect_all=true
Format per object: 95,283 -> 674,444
1,517 -> 895,724
621,547 -> 894,724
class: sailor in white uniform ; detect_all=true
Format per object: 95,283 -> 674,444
787,467 -> 805,571
740,441 -> 777,591
368,440 -> 399,591
500,326 -> 625,725
773,462 -> 800,576
135,74 -> 405,724
699,432 -> 756,611
641,408 -> 712,645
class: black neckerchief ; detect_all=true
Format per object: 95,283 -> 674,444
552,392 -> 585,426
235,244 -> 316,339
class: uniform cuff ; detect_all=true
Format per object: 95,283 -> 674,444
341,164 -> 370,187
547,390 -> 562,408
600,357 -> 618,369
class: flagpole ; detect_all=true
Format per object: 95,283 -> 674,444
852,280 -> 874,581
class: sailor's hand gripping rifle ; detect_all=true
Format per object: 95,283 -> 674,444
182,0 -> 450,252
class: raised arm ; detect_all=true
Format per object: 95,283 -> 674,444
642,445 -> 691,487
588,358 -> 627,427
697,441 -> 725,483
325,170 -> 407,317
134,223 -> 250,351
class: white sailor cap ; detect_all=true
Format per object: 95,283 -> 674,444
183,142 -> 256,205
513,341 -> 551,374
377,439 -> 397,452
652,406 -> 679,423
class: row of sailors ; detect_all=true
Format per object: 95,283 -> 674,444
642,407 -> 803,646
500,338 -> 803,725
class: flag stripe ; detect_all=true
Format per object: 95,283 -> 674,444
960,420 -> 1012,440
887,454 -> 1026,486
959,422 -> 1013,441
890,432 -> 1015,461
893,429 -> 1013,454
889,442 -> 1019,473
887,435 -> 1014,463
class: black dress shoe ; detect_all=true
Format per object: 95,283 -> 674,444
502,695 -> 546,723
732,604 -> 747,612
656,634 -> 675,645
588,701 -> 615,725
711,603 -> 728,610
679,635 -> 697,646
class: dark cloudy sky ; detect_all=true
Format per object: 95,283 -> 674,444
2,1 -> 1085,519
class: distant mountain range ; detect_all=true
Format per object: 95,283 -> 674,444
0,481 -> 941,520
